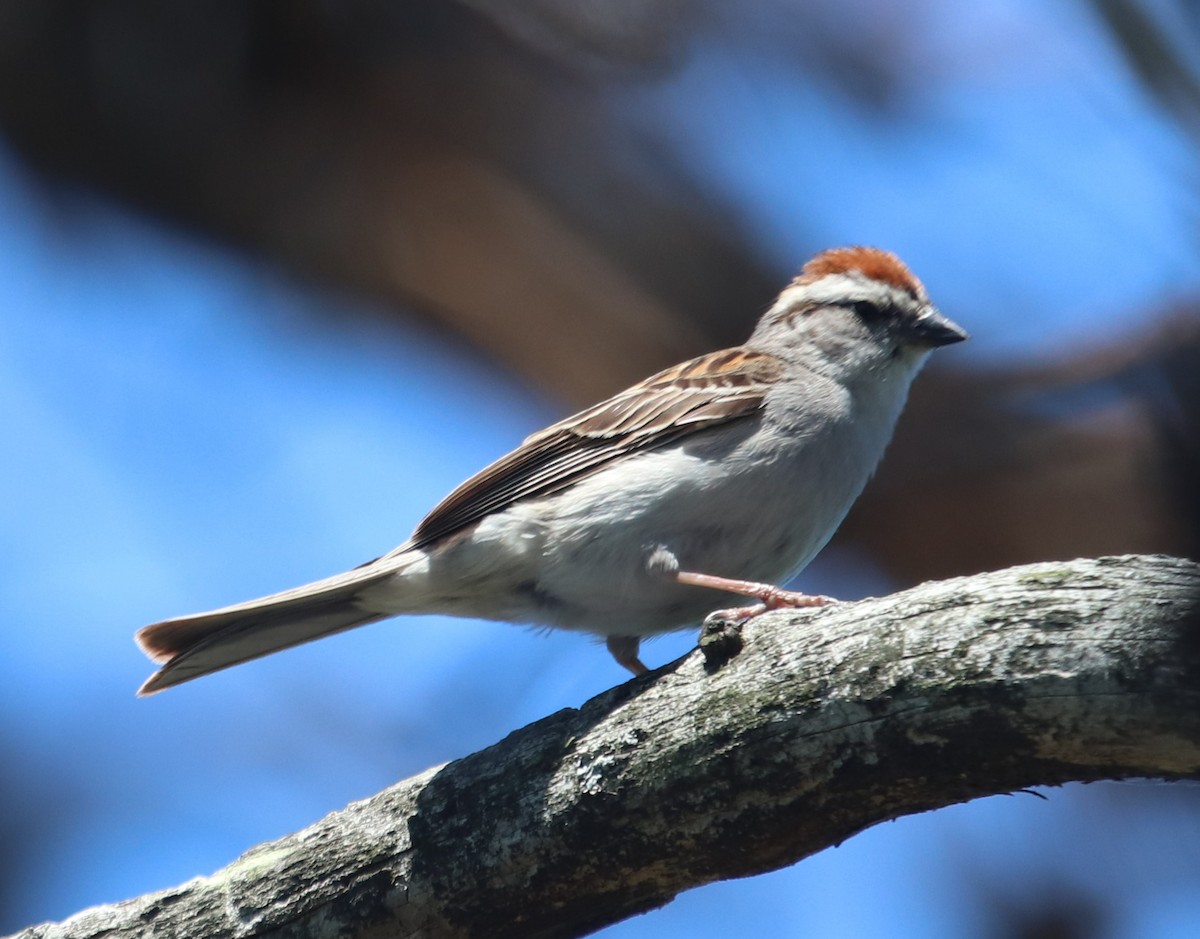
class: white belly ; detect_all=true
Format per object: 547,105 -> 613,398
395,406 -> 889,637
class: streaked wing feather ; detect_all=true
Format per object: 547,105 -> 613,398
408,436 -> 618,548
410,349 -> 782,548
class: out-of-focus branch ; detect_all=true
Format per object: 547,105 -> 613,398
844,311 -> 1200,579
12,555 -> 1200,939
1089,0 -> 1200,128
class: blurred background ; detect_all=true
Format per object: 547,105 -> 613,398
2,1 -> 1199,936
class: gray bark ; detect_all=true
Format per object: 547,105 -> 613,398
12,554 -> 1200,939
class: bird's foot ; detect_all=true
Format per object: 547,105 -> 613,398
606,634 -> 650,676
676,570 -> 838,616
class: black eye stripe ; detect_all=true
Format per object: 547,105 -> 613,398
849,299 -> 887,321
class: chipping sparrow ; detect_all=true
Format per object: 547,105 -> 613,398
136,246 -> 966,694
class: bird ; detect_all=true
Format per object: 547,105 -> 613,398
135,246 -> 967,695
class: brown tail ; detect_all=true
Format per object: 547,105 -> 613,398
136,563 -> 399,695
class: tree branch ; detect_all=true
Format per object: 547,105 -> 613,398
14,555 -> 1200,939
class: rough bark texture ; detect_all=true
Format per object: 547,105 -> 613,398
13,555 -> 1200,939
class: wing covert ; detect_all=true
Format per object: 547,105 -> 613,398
409,348 -> 783,548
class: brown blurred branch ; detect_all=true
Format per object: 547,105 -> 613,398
12,555 -> 1200,939
843,311 -> 1200,580
0,0 -> 779,402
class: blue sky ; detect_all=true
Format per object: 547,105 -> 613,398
2,1 -> 1200,935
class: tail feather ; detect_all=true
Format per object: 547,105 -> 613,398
136,562 -> 402,695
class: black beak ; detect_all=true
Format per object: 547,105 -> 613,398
905,306 -> 968,347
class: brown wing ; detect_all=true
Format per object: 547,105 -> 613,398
408,348 -> 782,549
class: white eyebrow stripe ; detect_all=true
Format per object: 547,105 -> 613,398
773,273 -> 914,311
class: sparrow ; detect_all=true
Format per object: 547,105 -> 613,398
136,246 -> 967,694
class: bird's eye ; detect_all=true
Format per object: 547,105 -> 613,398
848,300 -> 886,322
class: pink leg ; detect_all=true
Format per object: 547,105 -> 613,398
675,570 -> 837,622
606,635 -> 649,676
